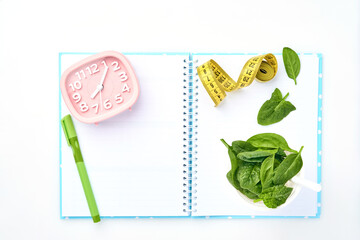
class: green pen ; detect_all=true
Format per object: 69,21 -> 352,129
61,114 -> 100,223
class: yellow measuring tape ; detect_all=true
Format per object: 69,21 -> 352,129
197,54 -> 278,106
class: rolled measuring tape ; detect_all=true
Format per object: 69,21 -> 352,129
197,54 -> 278,106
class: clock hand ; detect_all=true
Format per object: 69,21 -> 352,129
90,85 -> 103,99
90,66 -> 109,99
99,66 -> 109,86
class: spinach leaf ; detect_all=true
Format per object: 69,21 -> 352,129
222,139 -> 263,196
221,139 -> 231,150
269,87 -> 283,101
232,140 -> 258,154
283,47 -> 301,85
273,146 -> 304,185
257,185 -> 293,208
273,148 -> 286,169
237,151 -> 273,163
247,133 -> 297,153
257,88 -> 296,126
248,182 -> 262,196
260,155 -> 275,190
275,148 -> 286,162
225,150 -> 241,190
221,139 -> 241,190
274,158 -> 281,169
239,188 -> 259,200
237,162 -> 261,191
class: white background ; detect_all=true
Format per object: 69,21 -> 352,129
0,0 -> 359,239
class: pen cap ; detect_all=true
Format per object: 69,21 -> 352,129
61,114 -> 77,146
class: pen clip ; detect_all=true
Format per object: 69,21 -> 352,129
61,114 -> 77,146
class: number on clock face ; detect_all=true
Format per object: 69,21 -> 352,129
75,64 -> 100,80
69,81 -> 82,91
72,93 -> 81,103
68,59 -> 131,115
112,61 -> 120,71
80,102 -> 89,112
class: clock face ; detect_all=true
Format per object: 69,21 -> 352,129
61,51 -> 139,124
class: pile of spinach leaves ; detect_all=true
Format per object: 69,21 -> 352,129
221,133 -> 303,209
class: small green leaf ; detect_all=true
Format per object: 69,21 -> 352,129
220,138 -> 231,150
247,133 -> 297,153
221,139 -> 242,190
226,169 -> 240,190
257,185 -> 293,208
247,182 -> 262,196
239,188 -> 259,200
257,88 -> 296,126
237,162 -> 261,191
269,88 -> 283,101
275,148 -> 286,162
237,151 -> 273,163
225,149 -> 241,190
273,146 -> 304,185
231,140 -> 258,154
260,155 -> 275,190
274,158 -> 281,169
283,47 -> 301,85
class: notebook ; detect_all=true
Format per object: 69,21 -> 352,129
59,52 -> 322,219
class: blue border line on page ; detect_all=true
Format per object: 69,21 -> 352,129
316,53 -> 323,217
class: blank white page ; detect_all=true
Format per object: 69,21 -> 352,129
193,54 -> 320,217
60,53 -> 188,217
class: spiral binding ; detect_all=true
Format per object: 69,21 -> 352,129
182,57 -> 199,215
192,58 -> 199,214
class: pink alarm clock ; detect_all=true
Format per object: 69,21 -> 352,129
60,51 -> 140,124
